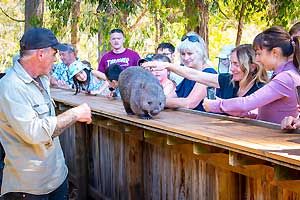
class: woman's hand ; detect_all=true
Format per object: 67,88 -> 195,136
141,61 -> 169,71
281,116 -> 300,130
203,98 -> 214,112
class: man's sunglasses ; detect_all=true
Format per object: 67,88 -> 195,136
181,35 -> 200,43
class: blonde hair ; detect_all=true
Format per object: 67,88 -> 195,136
232,44 -> 268,87
177,32 -> 208,65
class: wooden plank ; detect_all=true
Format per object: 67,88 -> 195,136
123,125 -> 144,141
274,165 -> 300,180
195,152 -> 274,182
167,135 -> 192,145
74,122 -> 88,200
272,180 -> 300,192
229,151 -> 269,166
51,88 -> 300,170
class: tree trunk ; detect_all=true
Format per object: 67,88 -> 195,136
96,5 -> 106,63
184,0 -> 194,32
197,0 -> 209,53
154,9 -> 159,46
25,0 -> 44,31
71,0 -> 81,51
236,2 -> 245,46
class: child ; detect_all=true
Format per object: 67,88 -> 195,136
150,54 -> 176,97
104,64 -> 123,97
69,60 -> 109,95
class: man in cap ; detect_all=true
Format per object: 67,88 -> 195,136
97,28 -> 140,73
0,27 -> 92,199
216,44 -> 235,73
50,43 -> 78,88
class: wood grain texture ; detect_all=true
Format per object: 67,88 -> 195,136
52,88 -> 300,169
54,88 -> 300,199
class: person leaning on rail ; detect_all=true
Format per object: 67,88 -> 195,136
69,60 -> 110,96
144,32 -> 217,112
142,44 -> 268,105
149,54 -> 176,97
0,27 -> 92,200
201,26 -> 300,124
156,42 -> 184,86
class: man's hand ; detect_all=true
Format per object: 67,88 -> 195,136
57,80 -> 70,88
53,103 -> 92,137
71,103 -> 92,124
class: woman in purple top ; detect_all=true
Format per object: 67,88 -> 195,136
203,26 -> 300,124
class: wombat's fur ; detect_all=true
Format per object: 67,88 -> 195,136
118,67 -> 166,119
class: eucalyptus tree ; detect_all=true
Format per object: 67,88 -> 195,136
47,0 -> 81,48
25,0 -> 44,31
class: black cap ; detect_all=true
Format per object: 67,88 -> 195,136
138,53 -> 156,66
20,27 -> 67,51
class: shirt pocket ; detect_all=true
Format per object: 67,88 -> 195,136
32,103 -> 50,118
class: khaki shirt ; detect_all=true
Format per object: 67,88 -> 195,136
0,61 -> 68,195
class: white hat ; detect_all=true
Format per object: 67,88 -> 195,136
69,60 -> 88,78
216,45 -> 235,59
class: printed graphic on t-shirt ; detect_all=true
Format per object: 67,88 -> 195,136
106,57 -> 130,67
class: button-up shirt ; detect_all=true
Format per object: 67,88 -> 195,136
0,61 -> 68,195
51,62 -> 74,88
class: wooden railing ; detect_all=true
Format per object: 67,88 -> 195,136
52,88 -> 300,200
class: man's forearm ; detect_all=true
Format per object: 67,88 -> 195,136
53,109 -> 77,137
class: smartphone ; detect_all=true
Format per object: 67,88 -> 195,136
207,86 -> 216,100
296,86 -> 300,105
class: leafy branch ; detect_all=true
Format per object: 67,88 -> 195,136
0,6 -> 24,22
128,8 -> 147,31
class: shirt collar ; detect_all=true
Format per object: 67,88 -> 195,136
13,60 -> 48,86
272,60 -> 294,78
13,60 -> 34,84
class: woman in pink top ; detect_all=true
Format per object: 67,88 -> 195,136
203,26 -> 300,124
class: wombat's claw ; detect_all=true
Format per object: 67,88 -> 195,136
126,112 -> 135,115
139,113 -> 152,120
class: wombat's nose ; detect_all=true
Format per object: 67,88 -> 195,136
150,107 -> 163,116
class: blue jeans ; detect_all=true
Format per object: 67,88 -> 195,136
0,142 -> 5,187
2,177 -> 68,200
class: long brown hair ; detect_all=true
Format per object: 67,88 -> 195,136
253,26 -> 300,72
232,44 -> 268,87
289,22 -> 300,36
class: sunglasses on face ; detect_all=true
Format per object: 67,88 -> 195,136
181,35 -> 200,43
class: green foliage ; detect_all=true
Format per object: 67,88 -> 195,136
2,0 -> 300,73
47,0 -> 73,36
0,1 -> 24,72
265,0 -> 300,28
29,15 -> 43,27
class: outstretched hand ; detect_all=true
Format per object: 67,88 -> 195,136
141,61 -> 169,71
281,116 -> 300,130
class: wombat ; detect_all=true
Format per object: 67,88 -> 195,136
118,66 -> 166,119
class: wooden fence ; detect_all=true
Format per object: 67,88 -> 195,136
52,88 -> 300,200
